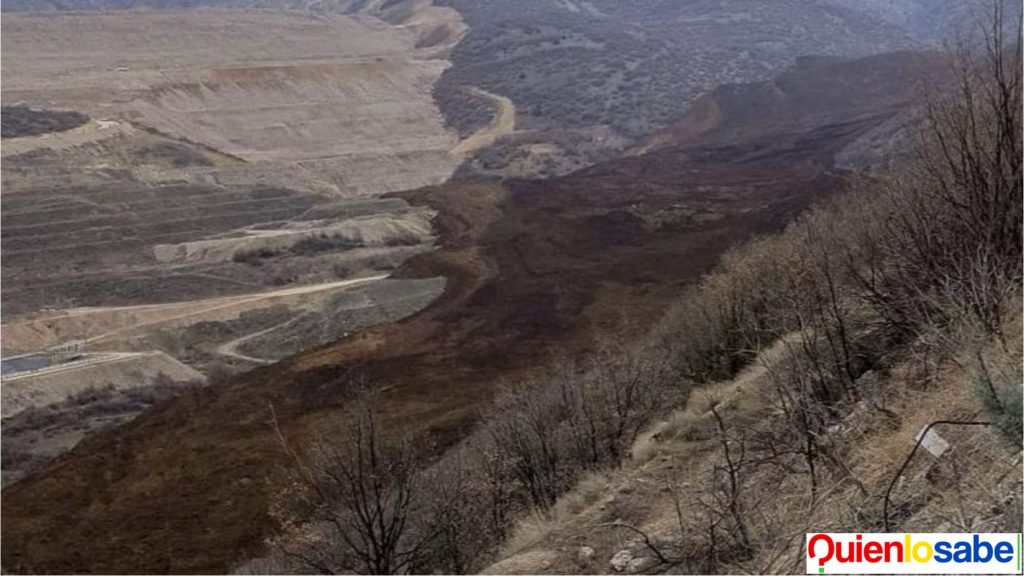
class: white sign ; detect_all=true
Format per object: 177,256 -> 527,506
915,427 -> 951,457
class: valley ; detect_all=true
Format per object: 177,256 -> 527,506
1,40 -> 945,570
0,0 -> 1019,574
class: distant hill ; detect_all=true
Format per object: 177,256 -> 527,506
636,51 -> 949,156
433,0 -> 1015,179
436,0 -> 926,139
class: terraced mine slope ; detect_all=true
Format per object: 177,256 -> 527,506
0,51 -> 944,574
0,0 -> 469,489
2,4 -> 465,196
0,122 -> 442,318
0,130 -> 449,480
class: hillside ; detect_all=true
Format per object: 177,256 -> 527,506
636,51 -> 946,153
0,50 -> 945,574
485,330 -> 1022,574
433,0 -> 1019,179
2,1 -> 1020,574
484,37 -> 1023,571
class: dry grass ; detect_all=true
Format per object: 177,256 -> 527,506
498,470 -> 614,559
498,512 -> 562,558
485,327 -> 1023,575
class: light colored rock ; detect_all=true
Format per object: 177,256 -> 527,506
153,210 -> 436,265
578,546 -> 595,561
482,550 -> 562,575
610,549 -> 634,572
628,555 -> 659,573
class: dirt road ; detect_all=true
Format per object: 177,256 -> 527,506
84,275 -> 389,344
2,275 -> 389,353
214,323 -> 285,365
450,87 -> 516,157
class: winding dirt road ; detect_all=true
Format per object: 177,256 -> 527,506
214,322 -> 287,365
450,87 -> 516,157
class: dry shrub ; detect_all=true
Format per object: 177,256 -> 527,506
498,511 -> 560,558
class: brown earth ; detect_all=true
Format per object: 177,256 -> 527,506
0,129 -> 862,575
0,53 -> 938,574
635,51 -> 947,154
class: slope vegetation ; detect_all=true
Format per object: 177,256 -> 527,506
485,43 -> 1022,570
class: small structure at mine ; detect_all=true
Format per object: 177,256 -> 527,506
47,340 -> 85,364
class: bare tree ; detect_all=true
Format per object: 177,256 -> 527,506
708,400 -> 753,554
487,379 -> 566,509
279,400 -> 432,574
418,447 -> 500,575
854,5 -> 1022,345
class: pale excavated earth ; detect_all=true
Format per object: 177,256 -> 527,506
0,68 -> 449,375
2,5 -> 465,196
0,0 -> 464,343
0,0 -> 470,495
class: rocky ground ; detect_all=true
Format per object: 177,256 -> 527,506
1,105 -> 88,138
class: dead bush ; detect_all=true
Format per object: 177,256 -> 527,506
274,400 -> 430,574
